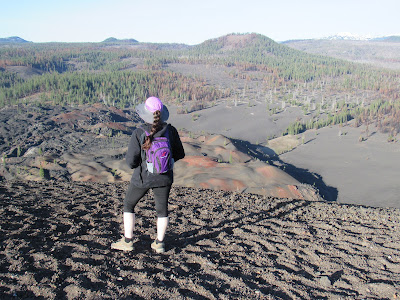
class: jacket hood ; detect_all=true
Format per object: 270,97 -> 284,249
141,122 -> 169,137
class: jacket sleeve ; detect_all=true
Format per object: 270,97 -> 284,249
126,129 -> 143,169
169,125 -> 185,162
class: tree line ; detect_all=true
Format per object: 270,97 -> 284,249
284,99 -> 400,137
0,69 -> 226,109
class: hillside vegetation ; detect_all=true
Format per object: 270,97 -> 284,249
1,33 -> 400,137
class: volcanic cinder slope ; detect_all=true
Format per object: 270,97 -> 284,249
0,180 -> 399,299
0,104 -> 321,201
174,133 -> 320,200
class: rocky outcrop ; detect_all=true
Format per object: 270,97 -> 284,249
174,133 -> 321,201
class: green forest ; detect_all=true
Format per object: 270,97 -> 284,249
1,33 -> 399,136
0,70 -> 224,109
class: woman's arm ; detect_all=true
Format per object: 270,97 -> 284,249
169,126 -> 185,162
126,129 -> 143,169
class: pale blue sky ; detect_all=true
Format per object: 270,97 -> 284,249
1,0 -> 399,44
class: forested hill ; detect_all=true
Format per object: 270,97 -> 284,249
192,33 -> 296,55
0,36 -> 31,44
1,33 -> 399,94
0,33 -> 385,80
381,36 -> 400,42
187,33 -> 358,81
102,37 -> 139,44
1,33 -> 400,137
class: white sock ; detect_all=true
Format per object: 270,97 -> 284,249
124,212 -> 135,239
157,217 -> 169,242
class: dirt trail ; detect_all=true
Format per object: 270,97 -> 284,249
1,180 -> 399,299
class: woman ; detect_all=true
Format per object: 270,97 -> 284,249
111,96 -> 185,253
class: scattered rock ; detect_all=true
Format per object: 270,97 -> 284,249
0,180 -> 399,299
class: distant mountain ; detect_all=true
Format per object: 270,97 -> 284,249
319,33 -> 400,43
0,36 -> 31,44
102,37 -> 138,44
283,37 -> 400,70
374,36 -> 400,43
322,32 -> 375,41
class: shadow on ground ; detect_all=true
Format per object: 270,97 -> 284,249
231,138 -> 339,201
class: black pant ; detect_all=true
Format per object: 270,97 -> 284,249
124,184 -> 171,217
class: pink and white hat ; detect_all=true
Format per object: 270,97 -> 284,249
136,96 -> 169,124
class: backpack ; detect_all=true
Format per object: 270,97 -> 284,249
140,126 -> 172,174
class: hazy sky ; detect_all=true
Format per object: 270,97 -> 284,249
1,0 -> 399,44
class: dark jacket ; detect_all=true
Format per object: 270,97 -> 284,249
126,123 -> 185,188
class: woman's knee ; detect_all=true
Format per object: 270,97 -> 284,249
124,185 -> 148,213
156,207 -> 168,218
153,185 -> 171,218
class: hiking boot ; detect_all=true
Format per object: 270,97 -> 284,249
111,237 -> 134,251
151,239 -> 165,253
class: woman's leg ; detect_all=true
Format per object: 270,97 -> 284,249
152,185 -> 172,242
111,184 -> 149,251
123,212 -> 135,239
123,184 -> 148,238
156,217 -> 169,242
